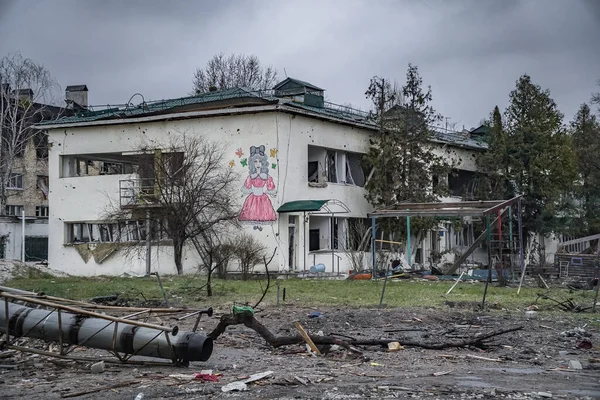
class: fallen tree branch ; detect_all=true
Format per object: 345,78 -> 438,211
208,311 -> 523,350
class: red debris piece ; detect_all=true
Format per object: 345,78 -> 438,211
194,373 -> 220,382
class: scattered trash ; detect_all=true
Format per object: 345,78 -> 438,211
221,370 -> 273,393
568,360 -> 583,370
537,392 -> 553,398
295,376 -> 308,385
308,311 -> 324,318
387,342 -> 404,352
524,310 -> 537,320
432,370 -> 451,376
221,381 -> 248,392
194,373 -> 220,382
370,362 -> 384,367
90,361 -> 105,374
560,327 -> 590,338
233,305 -> 254,316
576,340 -> 593,350
134,393 -> 144,400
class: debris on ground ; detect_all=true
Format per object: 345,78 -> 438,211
1,302 -> 599,399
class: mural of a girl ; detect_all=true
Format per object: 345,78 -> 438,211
239,145 -> 277,230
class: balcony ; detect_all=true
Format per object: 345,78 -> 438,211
119,179 -> 162,209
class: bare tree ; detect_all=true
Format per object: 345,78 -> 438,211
191,225 -> 237,296
233,232 -> 267,281
192,53 -> 278,95
104,135 -> 239,275
339,219 -> 372,273
0,53 -> 62,215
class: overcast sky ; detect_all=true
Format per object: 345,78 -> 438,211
0,0 -> 598,129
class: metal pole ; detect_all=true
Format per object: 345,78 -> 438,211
498,210 -> 502,282
508,206 -> 513,254
303,212 -> 307,273
145,209 -> 151,276
481,216 -> 492,310
331,213 -> 335,273
21,209 -> 25,262
518,198 -> 524,272
371,217 -> 376,277
593,260 -> 599,312
276,280 -> 280,307
407,216 -> 411,268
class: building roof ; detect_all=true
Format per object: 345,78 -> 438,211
273,77 -> 324,92
36,85 -> 487,150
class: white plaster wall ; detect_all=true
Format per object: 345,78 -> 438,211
48,113 -> 282,275
47,110 -> 376,275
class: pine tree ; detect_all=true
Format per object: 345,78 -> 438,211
364,64 -> 452,253
475,106 -> 509,200
503,75 -> 576,237
570,103 -> 600,235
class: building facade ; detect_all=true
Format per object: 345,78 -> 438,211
1,86 -> 83,261
39,79 -> 490,276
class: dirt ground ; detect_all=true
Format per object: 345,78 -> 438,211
1,306 -> 599,399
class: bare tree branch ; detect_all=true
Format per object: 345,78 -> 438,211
192,53 -> 278,95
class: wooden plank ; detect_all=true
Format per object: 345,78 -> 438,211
295,321 -> 321,355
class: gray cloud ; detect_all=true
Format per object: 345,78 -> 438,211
0,0 -> 597,128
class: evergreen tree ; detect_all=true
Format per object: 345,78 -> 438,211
364,64 -> 452,256
475,106 -> 509,200
502,75 -> 576,237
570,103 -> 600,235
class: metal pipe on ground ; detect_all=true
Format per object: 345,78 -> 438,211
0,300 -> 213,362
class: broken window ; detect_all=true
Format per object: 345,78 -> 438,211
308,146 -> 366,187
60,153 -> 137,178
326,150 -> 337,183
346,153 -> 365,187
6,173 -> 23,189
448,169 -> 476,197
65,220 -> 167,244
34,132 -> 48,159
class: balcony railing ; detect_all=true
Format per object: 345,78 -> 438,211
119,179 -> 161,209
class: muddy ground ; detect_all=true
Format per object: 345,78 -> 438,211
1,306 -> 599,399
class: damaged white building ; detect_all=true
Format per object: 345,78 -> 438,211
37,78 -> 489,276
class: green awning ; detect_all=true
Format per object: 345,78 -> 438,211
277,200 -> 329,213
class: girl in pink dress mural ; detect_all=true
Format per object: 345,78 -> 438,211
239,145 -> 277,230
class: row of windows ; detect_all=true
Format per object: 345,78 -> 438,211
65,221 -> 168,244
5,205 -> 49,217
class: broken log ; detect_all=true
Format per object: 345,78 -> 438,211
208,311 -> 523,350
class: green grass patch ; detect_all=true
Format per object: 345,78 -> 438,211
5,275 -> 598,316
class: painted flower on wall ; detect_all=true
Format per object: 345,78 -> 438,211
269,148 -> 278,158
235,148 -> 244,158
229,160 -> 235,168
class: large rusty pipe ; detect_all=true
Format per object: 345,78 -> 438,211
0,300 -> 213,362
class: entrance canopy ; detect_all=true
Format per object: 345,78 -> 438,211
367,197 -> 521,218
277,199 -> 350,214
